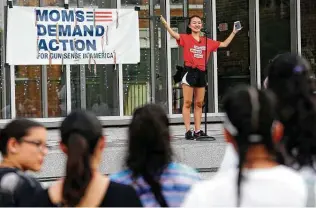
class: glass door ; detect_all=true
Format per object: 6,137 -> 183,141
259,0 -> 291,82
301,0 -> 316,74
216,0 -> 251,112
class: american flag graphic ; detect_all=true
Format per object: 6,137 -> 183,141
86,11 -> 113,22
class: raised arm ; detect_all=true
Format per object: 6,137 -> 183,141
160,15 -> 180,40
219,24 -> 241,48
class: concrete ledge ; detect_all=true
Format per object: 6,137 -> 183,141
29,123 -> 226,179
32,138 -> 226,179
0,115 -> 225,129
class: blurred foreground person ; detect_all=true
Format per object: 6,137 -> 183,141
111,104 -> 200,207
219,54 -> 316,172
266,53 -> 316,206
47,110 -> 142,207
183,86 -> 307,207
0,119 -> 52,206
220,54 -> 316,206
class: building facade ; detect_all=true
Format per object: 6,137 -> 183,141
0,0 -> 315,127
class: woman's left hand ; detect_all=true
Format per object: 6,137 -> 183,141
233,24 -> 242,34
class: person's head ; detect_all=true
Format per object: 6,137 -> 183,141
186,15 -> 203,34
60,110 -> 104,207
0,119 -> 48,172
266,53 -> 314,98
126,104 -> 172,178
266,53 -> 316,168
223,85 -> 283,206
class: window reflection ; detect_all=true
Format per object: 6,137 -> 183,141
123,49 -> 150,116
14,0 -> 43,118
15,66 -> 43,118
68,0 -> 120,116
85,65 -> 119,116
260,0 -> 291,79
217,0 -> 250,111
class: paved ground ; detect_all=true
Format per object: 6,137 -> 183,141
30,123 -> 227,183
46,123 -> 225,147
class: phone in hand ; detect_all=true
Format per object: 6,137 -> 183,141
234,21 -> 242,31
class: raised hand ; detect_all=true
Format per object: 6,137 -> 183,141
160,15 -> 180,40
233,22 -> 242,34
160,15 -> 168,27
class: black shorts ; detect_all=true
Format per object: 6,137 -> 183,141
182,66 -> 207,88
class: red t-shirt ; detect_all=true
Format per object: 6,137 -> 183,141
176,34 -> 220,71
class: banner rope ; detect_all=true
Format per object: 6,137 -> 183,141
101,35 -> 104,53
106,25 -> 109,45
114,50 -> 117,70
116,10 -> 119,29
56,23 -> 59,43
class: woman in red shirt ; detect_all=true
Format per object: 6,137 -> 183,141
161,15 -> 240,140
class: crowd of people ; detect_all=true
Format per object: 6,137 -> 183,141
0,52 -> 316,207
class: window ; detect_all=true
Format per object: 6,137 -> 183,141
70,0 -> 119,116
216,0 -> 250,111
301,0 -> 316,74
260,0 -> 291,79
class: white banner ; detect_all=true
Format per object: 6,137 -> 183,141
6,7 -> 140,65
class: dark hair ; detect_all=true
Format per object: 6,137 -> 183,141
266,53 -> 316,168
223,85 -> 278,206
186,15 -> 202,34
0,119 -> 44,156
126,104 -> 172,207
60,110 -> 103,207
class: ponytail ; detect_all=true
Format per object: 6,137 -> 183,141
62,133 -> 92,207
142,172 -> 168,207
236,134 -> 250,207
223,87 -> 277,207
284,92 -> 316,168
